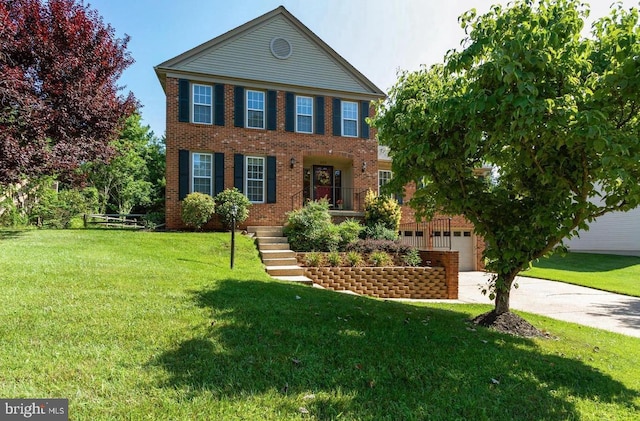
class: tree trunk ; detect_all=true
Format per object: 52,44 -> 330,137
494,271 -> 518,315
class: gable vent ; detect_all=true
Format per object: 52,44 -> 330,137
270,37 -> 292,59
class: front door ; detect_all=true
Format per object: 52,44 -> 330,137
313,165 -> 334,203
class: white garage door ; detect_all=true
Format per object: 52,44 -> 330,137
451,230 -> 474,271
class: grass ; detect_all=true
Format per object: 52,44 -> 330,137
525,252 -> 640,297
1,230 -> 639,420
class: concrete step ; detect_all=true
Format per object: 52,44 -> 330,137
270,275 -> 313,285
258,243 -> 291,251
248,226 -> 284,237
257,236 -> 289,244
260,250 -> 296,259
266,265 -> 304,277
263,257 -> 298,266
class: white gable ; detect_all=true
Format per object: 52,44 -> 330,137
160,12 -> 381,96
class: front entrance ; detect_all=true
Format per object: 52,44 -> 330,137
308,165 -> 342,206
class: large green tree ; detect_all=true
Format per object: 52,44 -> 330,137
373,0 -> 640,316
86,113 -> 158,215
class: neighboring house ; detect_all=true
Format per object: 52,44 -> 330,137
564,206 -> 640,257
155,6 -> 484,270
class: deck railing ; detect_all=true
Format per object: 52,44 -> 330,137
398,218 -> 452,250
291,187 -> 369,211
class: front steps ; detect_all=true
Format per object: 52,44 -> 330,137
247,226 -> 312,285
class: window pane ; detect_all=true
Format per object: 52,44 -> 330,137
342,102 -> 358,119
343,119 -> 357,137
192,153 -> 212,195
246,156 -> 264,202
247,110 -> 264,128
193,85 -> 212,124
297,115 -> 312,133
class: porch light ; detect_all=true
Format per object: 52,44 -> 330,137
362,161 -> 367,172
290,157 -> 296,169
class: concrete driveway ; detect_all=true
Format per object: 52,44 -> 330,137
458,272 -> 640,338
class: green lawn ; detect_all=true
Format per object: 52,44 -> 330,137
525,252 -> 640,297
1,230 -> 639,420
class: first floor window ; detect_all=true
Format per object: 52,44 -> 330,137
296,95 -> 313,133
246,156 -> 265,202
192,153 -> 213,195
193,84 -> 212,124
342,101 -> 358,137
246,90 -> 265,129
378,170 -> 392,194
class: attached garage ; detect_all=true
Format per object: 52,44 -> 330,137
451,230 -> 475,271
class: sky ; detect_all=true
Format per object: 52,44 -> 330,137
84,0 -> 639,138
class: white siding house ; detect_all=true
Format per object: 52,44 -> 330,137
565,206 -> 640,256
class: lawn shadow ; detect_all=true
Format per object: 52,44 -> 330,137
588,297 -> 640,336
151,279 -> 639,420
0,230 -> 25,241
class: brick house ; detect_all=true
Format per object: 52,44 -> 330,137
155,6 -> 484,270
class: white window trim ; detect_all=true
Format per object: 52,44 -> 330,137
192,84 -> 213,125
341,100 -> 358,137
191,152 -> 213,196
378,170 -> 393,195
245,156 -> 265,203
246,90 -> 265,129
295,95 -> 313,134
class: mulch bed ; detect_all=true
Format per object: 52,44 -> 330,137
472,310 -> 553,338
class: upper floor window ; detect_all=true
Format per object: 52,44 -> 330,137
342,101 -> 358,137
192,84 -> 212,124
378,170 -> 392,194
246,90 -> 265,129
246,156 -> 265,203
296,96 -> 313,133
192,153 -> 213,195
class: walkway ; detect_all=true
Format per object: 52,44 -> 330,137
458,272 -> 640,338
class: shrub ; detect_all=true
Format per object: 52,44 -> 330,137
346,239 -> 411,255
362,222 -> 398,241
403,248 -> 422,267
284,199 -> 334,251
370,251 -> 393,267
305,252 -> 325,267
336,218 -> 363,249
345,251 -> 363,267
363,189 -> 402,232
214,188 -> 251,230
181,192 -> 215,230
327,251 -> 342,267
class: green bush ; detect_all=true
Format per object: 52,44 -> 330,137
363,189 -> 401,232
214,188 -> 251,230
362,222 -> 398,241
181,192 -> 215,230
403,248 -> 422,267
28,182 -> 99,229
284,199 -> 334,252
305,252 -> 325,267
345,251 -> 363,267
370,251 -> 393,267
336,218 -> 363,248
327,251 -> 342,267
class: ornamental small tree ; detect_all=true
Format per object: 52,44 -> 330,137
214,188 -> 251,230
372,0 -> 640,322
181,193 -> 215,231
363,190 -> 402,233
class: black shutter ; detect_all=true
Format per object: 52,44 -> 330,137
315,96 -> 325,135
234,154 -> 244,192
266,156 -> 276,204
178,79 -> 189,123
360,100 -> 370,139
214,153 -> 225,195
234,86 -> 244,127
178,149 -> 190,200
214,84 -> 225,126
396,193 -> 404,205
332,98 -> 341,136
267,90 -> 277,130
285,92 -> 295,132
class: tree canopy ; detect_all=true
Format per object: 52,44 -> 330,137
372,0 -> 640,316
0,0 -> 136,183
